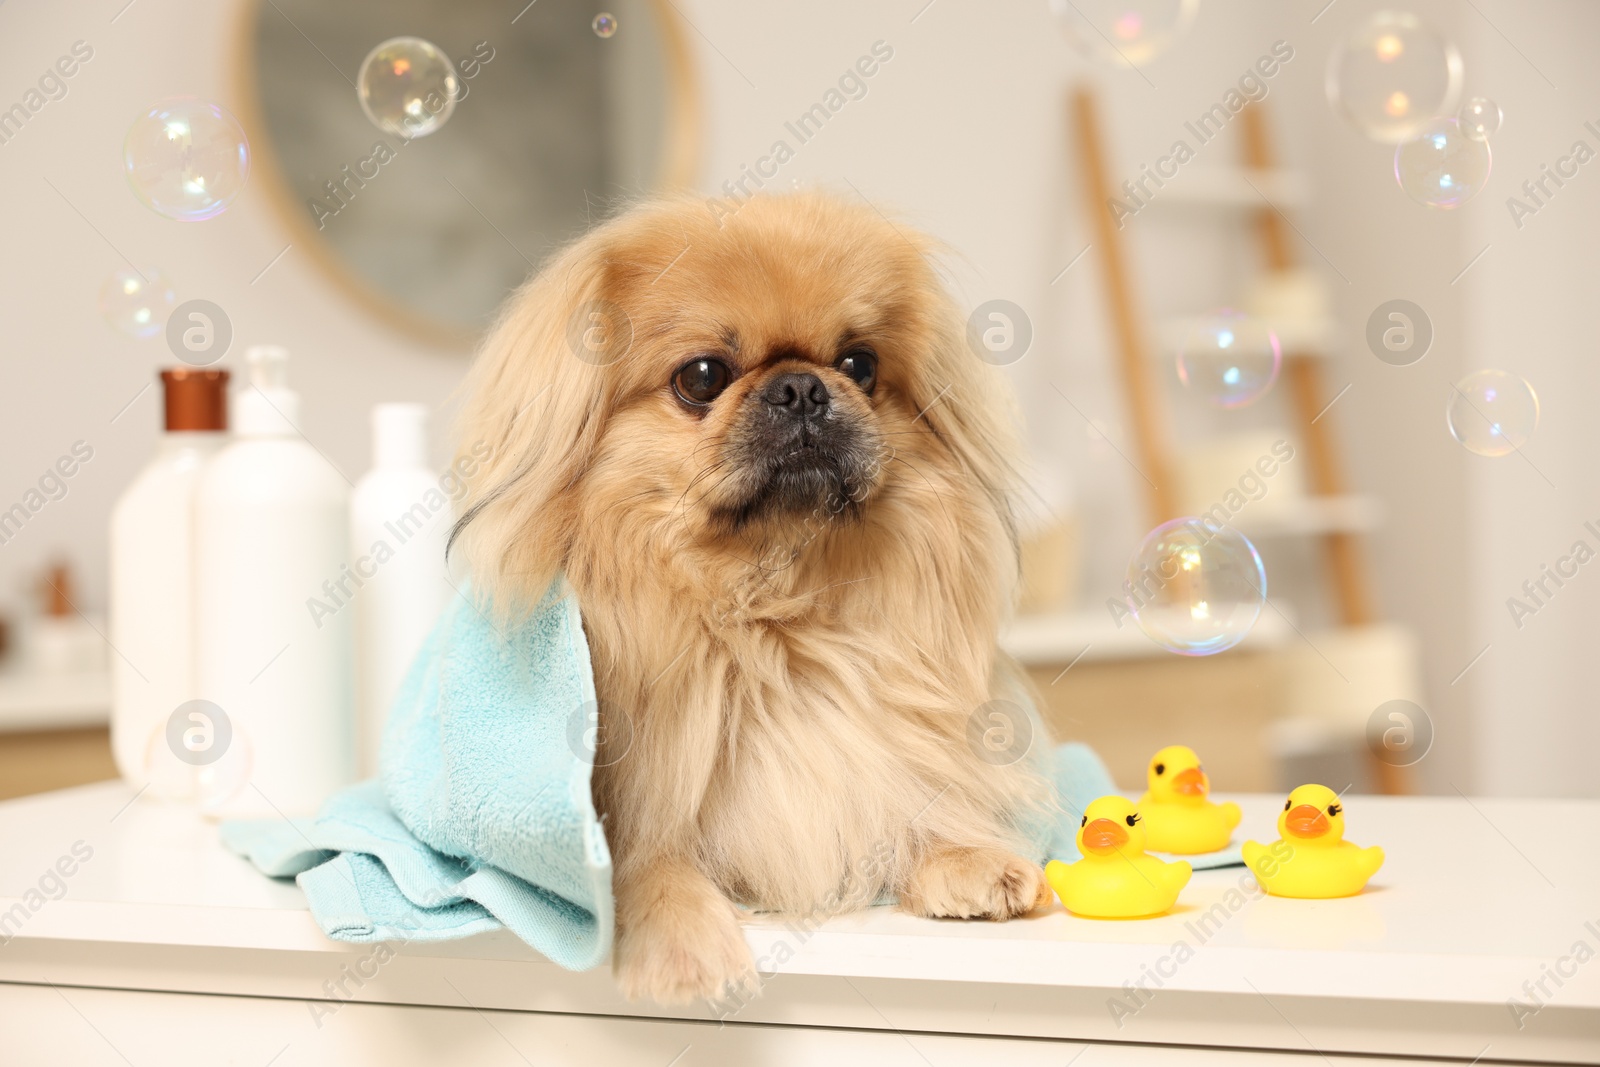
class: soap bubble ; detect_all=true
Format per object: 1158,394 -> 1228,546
1126,519 -> 1266,656
195,723 -> 254,815
1395,119 -> 1491,208
98,268 -> 176,339
592,12 -> 618,37
123,98 -> 250,221
1176,310 -> 1281,408
1459,96 -> 1502,141
142,722 -> 194,800
1048,0 -> 1200,68
1327,11 -> 1462,143
1446,370 -> 1539,457
357,37 -> 459,138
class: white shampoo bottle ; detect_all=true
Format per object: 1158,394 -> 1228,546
194,346 -> 353,817
109,368 -> 229,797
350,403 -> 451,777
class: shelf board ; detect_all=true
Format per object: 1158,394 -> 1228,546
1142,167 -> 1310,210
1155,314 -> 1338,358
0,670 -> 111,733
1001,604 -> 1296,667
1226,495 -> 1384,538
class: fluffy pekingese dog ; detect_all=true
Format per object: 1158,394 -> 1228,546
451,192 -> 1051,1004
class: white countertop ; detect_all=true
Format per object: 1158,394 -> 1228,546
1,781 -> 1596,1064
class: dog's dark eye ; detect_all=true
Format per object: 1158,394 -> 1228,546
1153,763 -> 1165,775
835,348 -> 877,394
1126,813 -> 1141,826
673,359 -> 732,405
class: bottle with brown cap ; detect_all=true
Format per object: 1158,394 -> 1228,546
109,367 -> 229,797
30,561 -> 106,676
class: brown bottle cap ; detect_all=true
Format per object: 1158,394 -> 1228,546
41,562 -> 73,618
160,367 -> 230,432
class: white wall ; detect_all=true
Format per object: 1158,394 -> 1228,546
1460,1 -> 1600,796
641,0 -> 1599,798
0,0 -> 1592,794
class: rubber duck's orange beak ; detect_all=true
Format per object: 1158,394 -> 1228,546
1172,767 -> 1208,797
1285,804 -> 1330,838
1081,818 -> 1129,855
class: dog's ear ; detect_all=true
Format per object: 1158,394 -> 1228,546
899,249 -> 1023,560
450,232 -> 625,615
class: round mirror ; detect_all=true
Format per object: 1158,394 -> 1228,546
236,0 -> 699,347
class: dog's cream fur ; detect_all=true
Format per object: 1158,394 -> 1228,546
452,192 -> 1051,1004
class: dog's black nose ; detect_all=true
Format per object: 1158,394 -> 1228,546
762,372 -> 829,417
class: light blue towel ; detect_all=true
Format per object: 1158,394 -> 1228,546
223,586 -> 612,970
222,588 -> 1238,969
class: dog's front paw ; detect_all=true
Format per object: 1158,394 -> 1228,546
614,884 -> 758,1004
898,846 -> 1053,920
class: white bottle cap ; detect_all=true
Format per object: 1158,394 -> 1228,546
235,345 -> 301,437
371,403 -> 429,469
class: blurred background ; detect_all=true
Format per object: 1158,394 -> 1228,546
0,0 -> 1595,800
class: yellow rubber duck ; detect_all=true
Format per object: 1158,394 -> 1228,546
1046,796 -> 1192,919
1243,784 -> 1385,899
1137,744 -> 1242,854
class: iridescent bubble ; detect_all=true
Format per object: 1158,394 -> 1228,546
141,721 -> 195,800
123,98 -> 250,221
1327,11 -> 1462,143
195,722 -> 253,815
357,37 -> 460,138
1395,119 -> 1491,208
1126,519 -> 1266,656
592,12 -> 618,37
99,268 -> 176,339
1459,96 -> 1502,141
1176,310 -> 1281,408
1446,370 -> 1539,457
1048,0 -> 1200,68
